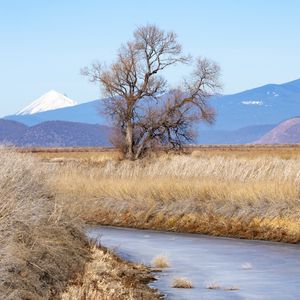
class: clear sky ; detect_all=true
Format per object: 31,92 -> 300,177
1,0 -> 300,116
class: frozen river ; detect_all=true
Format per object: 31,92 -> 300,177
87,226 -> 300,300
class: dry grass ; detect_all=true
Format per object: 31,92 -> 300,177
61,245 -> 161,300
0,148 -> 160,299
172,277 -> 193,288
205,281 -> 240,291
152,255 -> 170,268
0,148 -> 88,299
21,147 -> 123,163
205,281 -> 221,290
224,285 -> 240,291
46,147 -> 300,243
41,151 -> 122,164
189,144 -> 300,160
4,145 -> 299,298
22,144 -> 300,160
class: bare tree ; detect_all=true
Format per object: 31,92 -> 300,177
82,24 -> 221,160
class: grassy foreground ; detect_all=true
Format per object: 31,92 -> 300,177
0,149 -> 160,300
46,146 -> 300,243
3,146 -> 299,298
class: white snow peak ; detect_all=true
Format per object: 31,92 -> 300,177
17,90 -> 77,115
241,100 -> 263,106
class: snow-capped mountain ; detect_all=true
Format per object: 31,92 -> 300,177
17,90 -> 77,115
10,79 -> 300,129
3,78 -> 300,144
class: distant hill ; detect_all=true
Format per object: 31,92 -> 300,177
1,118 -> 298,146
256,117 -> 300,144
0,119 -> 28,144
0,120 -> 112,147
198,124 -> 276,144
0,118 -> 276,147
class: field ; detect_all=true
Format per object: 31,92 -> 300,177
19,144 -> 300,160
30,144 -> 300,243
0,148 -> 159,300
2,145 -> 300,299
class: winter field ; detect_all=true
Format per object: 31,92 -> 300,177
2,145 -> 300,299
34,144 -> 300,242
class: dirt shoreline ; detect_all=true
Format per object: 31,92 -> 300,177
83,211 -> 299,244
59,244 -> 162,300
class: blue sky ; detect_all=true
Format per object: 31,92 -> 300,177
1,0 -> 300,116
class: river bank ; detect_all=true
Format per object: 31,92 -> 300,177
0,149 -> 160,300
50,151 -> 300,243
3,147 -> 300,299
60,244 -> 161,300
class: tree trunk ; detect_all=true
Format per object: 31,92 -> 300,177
125,122 -> 134,160
134,142 -> 144,160
134,132 -> 150,160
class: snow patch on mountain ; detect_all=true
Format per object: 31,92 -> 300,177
241,100 -> 263,105
266,91 -> 279,97
17,90 -> 77,115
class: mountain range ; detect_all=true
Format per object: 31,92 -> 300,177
6,79 -> 300,130
1,78 -> 300,146
208,78 -> 300,130
0,120 -> 112,147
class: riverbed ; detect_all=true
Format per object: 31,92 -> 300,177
87,226 -> 300,300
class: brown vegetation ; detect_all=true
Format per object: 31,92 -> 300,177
46,146 -> 300,243
0,149 -> 88,299
205,281 -> 221,290
2,145 -> 300,298
61,245 -> 161,300
224,285 -> 240,291
22,144 -> 300,160
0,148 -> 160,299
172,278 -> 193,289
151,255 -> 170,269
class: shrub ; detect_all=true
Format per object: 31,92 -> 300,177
172,277 -> 193,288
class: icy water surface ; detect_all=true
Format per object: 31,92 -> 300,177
87,226 -> 300,300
